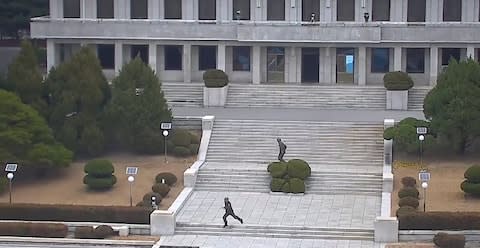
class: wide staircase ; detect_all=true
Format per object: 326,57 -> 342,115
409,86 -> 432,111
161,82 -> 203,107
226,84 -> 386,109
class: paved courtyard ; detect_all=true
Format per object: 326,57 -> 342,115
177,191 -> 380,228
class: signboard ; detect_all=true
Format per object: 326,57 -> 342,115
126,167 -> 138,175
5,163 -> 18,172
161,122 -> 172,130
416,127 -> 428,135
419,170 -> 431,182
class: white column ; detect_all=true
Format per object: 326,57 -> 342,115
50,0 -> 62,18
149,0 -> 160,19
115,42 -> 123,75
394,47 -> 402,71
430,47 -> 439,86
358,47 -> 367,86
149,43 -> 158,72
217,43 -> 226,71
219,0 -> 229,21
183,0 -> 194,20
46,40 -> 56,71
159,0 -> 165,19
183,44 -> 192,83
115,0 -> 129,19
287,47 -> 298,83
467,46 -> 476,60
252,46 -> 261,84
83,0 -> 96,18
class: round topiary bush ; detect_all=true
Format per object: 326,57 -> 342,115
281,182 -> 290,193
398,196 -> 420,208
152,183 -> 170,197
267,162 -> 287,178
189,144 -> 199,155
396,206 -> 416,217
270,178 -> 286,192
143,192 -> 162,205
287,159 -> 311,180
401,176 -> 417,188
94,225 -> 114,239
398,187 -> 419,199
84,159 -> 115,177
433,232 -> 466,248
83,175 -> 117,190
383,127 -> 396,140
171,129 -> 191,147
75,226 -> 95,239
203,69 -> 229,88
464,165 -> 480,183
461,181 -> 480,196
155,172 -> 177,186
172,146 -> 191,157
383,71 -> 414,90
289,178 -> 305,194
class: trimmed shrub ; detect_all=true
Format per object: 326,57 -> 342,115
0,177 -> 7,195
464,165 -> 480,183
401,176 -> 417,188
83,175 -> 117,190
268,162 -> 287,178
131,129 -> 164,155
190,132 -> 201,144
270,178 -> 286,192
398,212 -> 480,230
281,182 -> 290,193
171,129 -> 191,147
396,206 -> 416,217
172,146 -> 191,157
189,144 -> 200,155
398,187 -> 419,199
0,203 -> 151,224
94,225 -> 115,239
203,69 -> 229,88
461,181 -> 480,196
398,197 -> 419,208
287,159 -> 311,180
383,127 -> 395,140
143,192 -> 162,205
383,71 -> 414,90
155,172 -> 177,186
84,159 -> 114,177
152,183 -> 170,197
75,226 -> 95,239
289,178 -> 305,194
0,223 -> 68,238
433,232 -> 465,248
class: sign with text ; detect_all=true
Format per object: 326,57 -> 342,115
416,127 -> 428,135
161,122 -> 172,130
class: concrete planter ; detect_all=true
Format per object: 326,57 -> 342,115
386,90 -> 408,110
203,85 -> 229,107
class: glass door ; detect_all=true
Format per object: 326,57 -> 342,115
267,47 -> 285,83
336,48 -> 355,84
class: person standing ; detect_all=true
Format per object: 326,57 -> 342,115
277,138 -> 287,161
222,197 -> 243,227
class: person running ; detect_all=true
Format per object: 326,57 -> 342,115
222,197 -> 243,227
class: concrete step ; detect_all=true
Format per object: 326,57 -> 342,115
162,82 -> 203,106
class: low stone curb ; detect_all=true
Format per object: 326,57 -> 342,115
0,236 -> 154,246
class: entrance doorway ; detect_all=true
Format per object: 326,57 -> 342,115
336,48 -> 355,84
267,47 -> 285,83
301,48 -> 319,83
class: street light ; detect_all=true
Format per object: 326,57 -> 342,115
127,176 -> 134,207
418,134 -> 425,167
151,196 -> 158,210
421,182 -> 428,212
6,173 -> 13,204
163,130 -> 169,164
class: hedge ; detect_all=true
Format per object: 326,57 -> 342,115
289,178 -> 306,193
75,226 -> 95,239
383,71 -> 414,90
401,176 -> 417,188
433,232 -> 465,248
460,181 -> 480,196
383,127 -> 395,140
189,144 -> 200,155
155,172 -> 177,186
172,129 -> 191,147
464,165 -> 480,183
83,175 -> 117,190
203,69 -> 229,88
190,133 -> 201,144
84,159 -> 115,177
399,212 -> 480,230
94,225 -> 115,239
0,222 -> 68,238
143,192 -> 162,205
287,159 -> 311,180
398,196 -> 419,208
396,206 -> 416,217
152,183 -> 170,197
172,146 -> 191,157
398,187 -> 419,199
270,178 -> 286,192
0,204 -> 151,224
268,162 -> 287,178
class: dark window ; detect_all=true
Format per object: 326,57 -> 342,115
199,0 -> 216,20
337,0 -> 355,21
233,0 -> 250,20
371,48 -> 390,73
441,48 -> 461,65
443,0 -> 462,21
406,48 -> 425,73
97,0 -> 114,18
131,0 -> 148,19
198,46 -> 217,70
64,0 -> 80,18
267,0 -> 285,21
232,46 -> 251,71
302,0 -> 320,21
407,0 -> 426,22
165,45 -> 183,70
131,45 -> 149,64
372,0 -> 390,21
97,44 -> 115,69
165,0 -> 182,19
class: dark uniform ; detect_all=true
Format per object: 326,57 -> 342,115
277,138 -> 287,161
223,197 -> 243,227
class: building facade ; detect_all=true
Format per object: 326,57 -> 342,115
31,0 -> 480,85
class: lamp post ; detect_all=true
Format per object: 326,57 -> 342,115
418,134 -> 425,167
151,196 -> 158,210
421,182 -> 428,212
128,176 -> 134,207
163,130 -> 169,163
6,173 -> 13,204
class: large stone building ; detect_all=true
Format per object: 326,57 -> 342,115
32,0 -> 480,86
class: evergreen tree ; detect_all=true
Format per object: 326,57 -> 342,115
44,46 -> 110,156
104,57 -> 172,154
0,0 -> 48,38
6,40 -> 47,115
424,59 -> 480,154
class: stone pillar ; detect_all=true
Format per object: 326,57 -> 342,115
183,44 -> 192,83
46,40 -> 56,71
159,0 -> 165,19
114,42 -> 123,75
467,46 -> 476,60
374,217 -> 399,243
358,47 -> 367,85
115,0 -> 129,19
149,43 -> 158,72
82,0 -> 96,18
393,47 -> 402,71
80,0 -> 86,18
183,0 -> 194,20
148,0 -> 160,19
286,47 -> 298,83
219,0 -> 229,21
50,0 -> 62,18
429,47 -> 439,86
320,47 -> 334,84
217,43 -> 226,71
462,0 -> 475,22
252,46 -> 261,84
